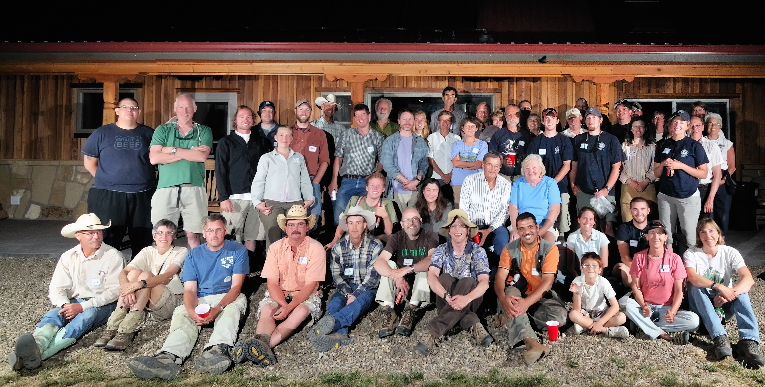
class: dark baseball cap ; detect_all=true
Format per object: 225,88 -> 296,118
669,110 -> 691,122
258,101 -> 275,113
585,107 -> 602,117
614,99 -> 633,110
645,220 -> 667,234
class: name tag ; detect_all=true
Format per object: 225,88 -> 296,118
663,148 -> 671,154
580,143 -> 588,149
629,240 -> 638,247
299,256 -> 308,265
344,267 -> 354,276
91,278 -> 102,287
403,258 -> 414,266
308,145 -> 317,152
659,264 -> 670,273
367,146 -> 375,153
472,148 -> 479,154
274,141 -> 278,147
518,141 -> 525,146
539,148 -> 547,155
531,268 -> 540,277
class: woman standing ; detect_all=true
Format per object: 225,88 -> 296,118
620,118 -> 657,222
705,113 -> 735,232
450,117 -> 488,209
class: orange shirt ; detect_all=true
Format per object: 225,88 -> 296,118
498,237 -> 558,295
261,236 -> 326,294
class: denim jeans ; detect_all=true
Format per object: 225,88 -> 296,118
619,295 -> 699,339
688,285 -> 760,342
479,225 -> 509,256
37,298 -> 116,339
333,178 -> 368,224
309,182 -> 323,230
325,286 -> 377,335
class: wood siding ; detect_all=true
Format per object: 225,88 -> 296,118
2,75 -> 764,165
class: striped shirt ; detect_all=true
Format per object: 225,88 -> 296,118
330,233 -> 382,298
620,142 -> 657,183
335,127 -> 385,177
459,171 -> 511,230
311,117 -> 347,147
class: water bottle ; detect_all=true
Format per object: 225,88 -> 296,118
715,307 -> 725,321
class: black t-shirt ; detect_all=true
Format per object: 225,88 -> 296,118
654,136 -> 709,199
526,133 -> 574,194
609,122 -> 630,144
383,228 -> 440,268
616,221 -> 648,258
489,129 -> 531,176
571,131 -> 623,195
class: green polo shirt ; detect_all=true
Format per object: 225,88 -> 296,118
371,121 -> 400,137
150,122 -> 213,188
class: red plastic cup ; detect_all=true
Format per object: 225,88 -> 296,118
472,233 -> 481,244
546,320 -> 560,341
195,304 -> 211,319
507,153 -> 517,166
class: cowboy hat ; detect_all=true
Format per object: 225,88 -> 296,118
61,213 -> 111,238
438,209 -> 478,238
339,206 -> 376,232
277,205 -> 317,232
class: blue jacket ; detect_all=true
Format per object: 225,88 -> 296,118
380,132 -> 430,198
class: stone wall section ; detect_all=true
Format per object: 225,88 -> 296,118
0,160 -> 93,221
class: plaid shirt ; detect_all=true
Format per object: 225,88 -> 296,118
335,127 -> 385,177
330,233 -> 382,298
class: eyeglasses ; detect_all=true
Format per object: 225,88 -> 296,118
582,264 -> 599,268
119,105 -> 140,111
77,230 -> 103,237
401,218 -> 422,224
175,127 -> 202,146
449,224 -> 468,229
154,231 -> 174,236
204,228 -> 226,234
708,123 -> 722,127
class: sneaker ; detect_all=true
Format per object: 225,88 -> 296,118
736,339 -> 765,369
668,331 -> 690,345
378,306 -> 398,338
469,322 -> 493,347
605,326 -> 629,339
395,304 -> 417,336
415,332 -> 441,356
194,344 -> 232,375
94,329 -> 117,348
309,331 -> 353,352
566,324 -> 584,336
104,332 -> 136,351
128,352 -> 181,380
712,334 -> 732,360
314,315 -> 336,336
237,335 -> 277,367
8,334 -> 41,371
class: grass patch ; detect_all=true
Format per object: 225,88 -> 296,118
610,357 -> 627,369
386,370 -> 424,387
566,359 -> 579,368
657,373 -> 709,387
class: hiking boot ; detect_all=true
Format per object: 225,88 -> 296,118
128,351 -> 181,380
415,331 -> 441,356
234,334 -> 277,367
105,332 -> 136,351
97,307 -> 128,348
314,315 -> 336,336
309,331 -> 353,352
522,337 -> 550,366
194,344 -> 232,375
736,339 -> 765,369
667,331 -> 690,345
469,322 -> 493,347
395,304 -> 417,336
605,326 -> 629,339
378,306 -> 398,338
8,334 -> 42,371
712,334 -> 732,360
94,329 -> 117,348
104,310 -> 144,351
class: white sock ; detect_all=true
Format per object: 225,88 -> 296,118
381,301 -> 394,308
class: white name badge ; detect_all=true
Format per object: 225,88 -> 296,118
531,268 -> 540,277
308,146 -> 317,152
472,148 -> 479,154
344,268 -> 354,276
539,148 -> 547,155
629,240 -> 638,247
659,264 -> 670,273
663,148 -> 671,154
403,258 -> 414,266
299,256 -> 308,265
580,143 -> 588,149
91,278 -> 102,287
518,141 -> 525,146
367,146 -> 375,153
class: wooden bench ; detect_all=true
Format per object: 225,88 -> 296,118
204,159 -> 221,213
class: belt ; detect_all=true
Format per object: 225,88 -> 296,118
342,174 -> 367,179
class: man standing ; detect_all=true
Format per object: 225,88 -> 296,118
691,101 -> 708,118
291,99 -> 331,230
459,152 -> 511,256
495,212 -> 566,365
430,87 -> 466,135
610,99 -> 633,144
416,209 -> 493,355
129,214 -> 249,379
83,97 -> 156,257
309,207 -> 382,351
371,98 -> 399,137
237,205 -> 325,367
490,104 -> 530,179
427,111 -> 461,186
329,104 -> 385,225
215,106 -> 272,253
374,208 -> 439,338
569,108 -> 623,236
311,94 -> 346,146
475,102 -> 491,129
149,94 -> 213,248
9,214 -> 122,371
562,108 -> 585,138
614,197 -> 651,286
526,108 -> 573,235
518,100 -> 533,131
254,101 -> 279,147
381,110 -> 430,210
689,116 -> 723,219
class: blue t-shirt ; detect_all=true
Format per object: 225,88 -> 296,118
654,136 -> 709,199
81,123 -> 157,192
526,133 -> 574,194
450,139 -> 488,186
182,240 -> 250,297
571,131 -> 623,195
510,176 -> 562,224
489,129 -> 530,176
393,135 -> 414,194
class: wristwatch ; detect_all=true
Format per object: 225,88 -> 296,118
171,147 -> 177,154
215,303 -> 226,311
140,280 -> 148,289
443,292 -> 451,299
710,282 -> 718,291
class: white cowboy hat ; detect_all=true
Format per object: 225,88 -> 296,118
61,213 -> 111,238
314,94 -> 338,107
277,205 -> 317,232
339,206 -> 376,232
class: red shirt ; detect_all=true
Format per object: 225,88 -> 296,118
291,123 -> 330,177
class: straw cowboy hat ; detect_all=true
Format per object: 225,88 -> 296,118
338,206 -> 376,232
438,209 -> 478,238
277,205 -> 317,232
61,213 -> 111,238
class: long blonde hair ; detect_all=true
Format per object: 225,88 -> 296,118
414,110 -> 431,140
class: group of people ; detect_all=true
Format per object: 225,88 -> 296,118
7,91 -> 762,378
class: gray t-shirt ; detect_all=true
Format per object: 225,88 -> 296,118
393,135 -> 414,193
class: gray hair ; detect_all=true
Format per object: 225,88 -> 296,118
375,98 -> 392,111
203,213 -> 227,228
153,219 -> 178,234
174,93 -> 197,108
521,154 -> 547,177
705,112 -> 723,128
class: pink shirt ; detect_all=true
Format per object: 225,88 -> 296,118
630,250 -> 686,306
261,236 -> 326,294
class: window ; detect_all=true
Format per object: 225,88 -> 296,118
318,93 -> 353,127
73,85 -> 139,137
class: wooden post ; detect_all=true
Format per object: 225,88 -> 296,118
325,74 -> 388,127
102,81 -> 118,125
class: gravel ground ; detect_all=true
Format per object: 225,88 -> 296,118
2,256 -> 764,386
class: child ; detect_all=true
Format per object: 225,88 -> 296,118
568,252 -> 629,338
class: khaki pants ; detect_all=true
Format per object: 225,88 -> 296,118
393,192 -> 417,213
226,199 -> 264,241
376,260 -> 431,306
258,200 -> 303,248
501,286 -> 567,347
